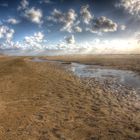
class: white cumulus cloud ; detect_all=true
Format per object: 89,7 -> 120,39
7,18 -> 20,24
24,7 -> 43,24
120,25 -> 126,30
74,26 -> 82,32
80,5 -> 93,24
18,0 -> 29,10
24,32 -> 46,49
48,8 -> 77,32
61,9 -> 77,32
0,25 -> 15,41
117,0 -> 140,18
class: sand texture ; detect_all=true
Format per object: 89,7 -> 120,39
0,56 -> 139,140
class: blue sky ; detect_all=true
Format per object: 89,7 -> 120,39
0,0 -> 140,55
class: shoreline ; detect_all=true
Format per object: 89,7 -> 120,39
45,54 -> 140,74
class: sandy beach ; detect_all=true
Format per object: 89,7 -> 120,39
0,55 -> 139,140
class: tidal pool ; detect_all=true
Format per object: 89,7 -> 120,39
70,63 -> 140,90
31,58 -> 140,90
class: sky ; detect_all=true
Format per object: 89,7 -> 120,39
0,0 -> 140,55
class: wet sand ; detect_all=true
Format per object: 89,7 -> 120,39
0,56 -> 140,140
46,54 -> 140,74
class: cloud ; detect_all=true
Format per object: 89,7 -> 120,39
55,39 -> 139,55
0,3 -> 8,7
18,0 -> 43,25
7,18 -> 20,24
48,9 -> 65,22
135,32 -> 140,43
0,32 -> 46,51
0,25 -> 15,41
80,5 -> 93,24
74,26 -> 82,32
117,0 -> 140,18
48,8 -> 77,32
61,9 -> 77,32
137,37 -> 140,43
24,32 -> 44,43
40,0 -> 54,4
1,37 -> 139,55
88,16 -> 118,33
120,25 -> 126,30
48,6 -> 117,33
18,0 -> 29,10
24,7 -> 43,24
24,32 -> 46,49
65,35 -> 75,44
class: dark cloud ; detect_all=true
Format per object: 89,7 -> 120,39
65,35 -> 75,44
47,8 -> 77,32
80,4 -> 93,24
89,16 -> 118,33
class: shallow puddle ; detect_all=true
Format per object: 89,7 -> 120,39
70,63 -> 140,90
31,58 -> 140,90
